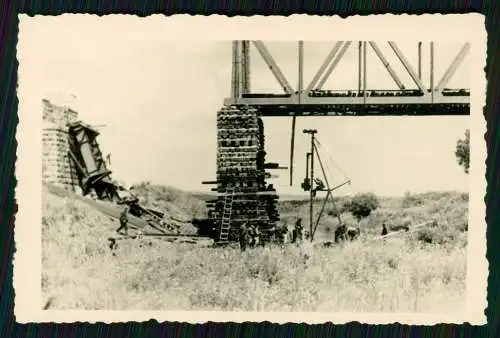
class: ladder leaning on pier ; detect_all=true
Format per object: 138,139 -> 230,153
219,187 -> 236,242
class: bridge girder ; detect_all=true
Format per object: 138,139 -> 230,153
226,40 -> 471,116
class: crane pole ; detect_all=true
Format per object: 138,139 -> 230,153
303,129 -> 317,241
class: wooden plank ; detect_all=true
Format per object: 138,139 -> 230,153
369,220 -> 436,241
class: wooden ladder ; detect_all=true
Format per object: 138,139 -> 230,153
219,187 -> 236,242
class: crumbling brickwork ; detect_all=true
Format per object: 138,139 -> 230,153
42,99 -> 81,193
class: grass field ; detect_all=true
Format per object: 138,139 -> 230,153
41,186 -> 468,312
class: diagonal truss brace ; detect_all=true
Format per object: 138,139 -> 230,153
369,42 -> 405,90
305,41 -> 344,93
434,43 -> 470,92
388,41 -> 426,92
252,41 -> 295,95
316,41 -> 353,90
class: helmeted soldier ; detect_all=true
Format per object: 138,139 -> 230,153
239,223 -> 249,252
381,223 -> 388,236
116,206 -> 129,236
294,218 -> 304,243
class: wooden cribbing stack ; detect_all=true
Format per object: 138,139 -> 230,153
203,106 -> 282,243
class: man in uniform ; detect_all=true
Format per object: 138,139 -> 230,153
239,223 -> 249,252
247,223 -> 257,247
294,218 -> 304,243
116,206 -> 129,236
381,223 -> 388,236
254,224 -> 262,246
334,223 -> 348,242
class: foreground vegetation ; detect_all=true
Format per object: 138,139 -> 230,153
42,186 -> 468,312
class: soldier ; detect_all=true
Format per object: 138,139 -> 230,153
239,223 -> 249,252
247,224 -> 255,247
295,218 -> 304,243
116,206 -> 129,236
381,223 -> 388,236
254,225 -> 261,246
334,223 -> 348,242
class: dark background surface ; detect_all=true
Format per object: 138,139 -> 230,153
1,0 -> 498,337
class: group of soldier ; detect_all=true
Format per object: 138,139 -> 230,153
238,218 -> 306,251
238,222 -> 262,251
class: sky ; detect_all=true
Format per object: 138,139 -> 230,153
18,15 -> 471,197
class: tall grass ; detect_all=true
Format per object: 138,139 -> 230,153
42,187 -> 468,312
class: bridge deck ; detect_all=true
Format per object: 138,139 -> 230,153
223,89 -> 470,116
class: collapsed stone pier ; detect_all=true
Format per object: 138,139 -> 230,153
42,99 -> 81,193
42,99 -> 116,200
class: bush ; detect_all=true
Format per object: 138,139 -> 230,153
401,191 -> 424,208
455,129 -> 470,174
327,209 -> 340,217
344,192 -> 380,221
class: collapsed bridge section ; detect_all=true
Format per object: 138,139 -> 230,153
42,99 -> 118,201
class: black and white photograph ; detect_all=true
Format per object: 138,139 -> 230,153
15,14 -> 487,324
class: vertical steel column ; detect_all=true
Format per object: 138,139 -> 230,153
430,42 -> 434,103
418,42 -> 422,79
303,129 -> 317,241
358,41 -> 362,94
309,132 -> 315,241
290,41 -> 303,186
290,117 -> 296,187
231,41 -> 241,99
298,41 -> 304,98
241,40 -> 250,95
363,41 -> 367,104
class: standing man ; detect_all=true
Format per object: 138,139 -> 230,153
254,224 -> 261,247
295,218 -> 304,243
116,206 -> 129,236
239,223 -> 249,252
248,224 -> 257,247
381,223 -> 388,236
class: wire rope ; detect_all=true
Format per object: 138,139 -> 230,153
314,138 -> 351,183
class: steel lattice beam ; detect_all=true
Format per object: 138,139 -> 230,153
228,40 -> 470,116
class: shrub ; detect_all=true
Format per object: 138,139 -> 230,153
327,208 -> 340,217
455,129 -> 470,174
401,191 -> 424,208
344,192 -> 380,221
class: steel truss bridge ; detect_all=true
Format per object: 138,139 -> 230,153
225,40 -> 470,116
207,40 -> 470,244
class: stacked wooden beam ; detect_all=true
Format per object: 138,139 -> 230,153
42,99 -> 80,192
207,106 -> 280,242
